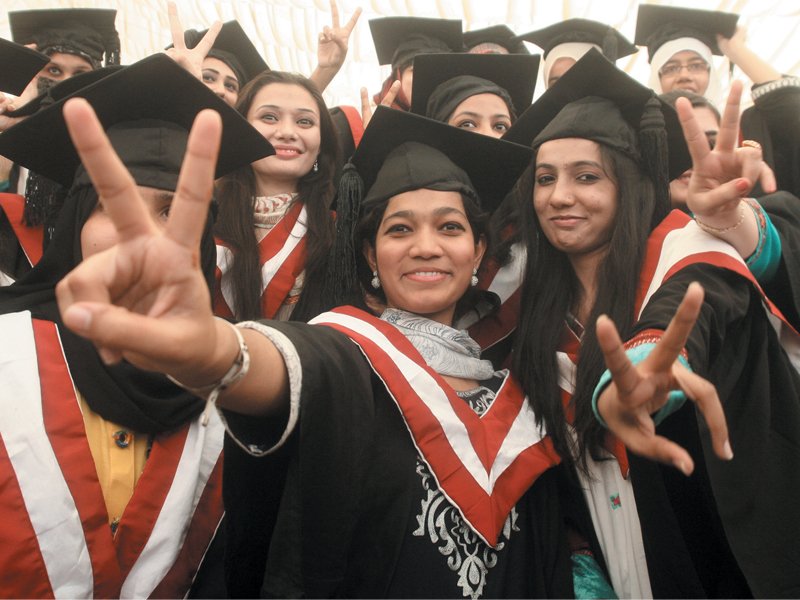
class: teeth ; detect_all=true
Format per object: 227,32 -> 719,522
411,271 -> 444,276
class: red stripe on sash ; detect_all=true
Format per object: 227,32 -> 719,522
262,236 -> 307,318
0,435 -> 55,599
148,458 -> 224,599
34,320 -> 123,597
338,105 -> 365,147
315,306 -> 560,545
0,193 -> 44,267
213,264 -> 234,319
114,426 -> 191,579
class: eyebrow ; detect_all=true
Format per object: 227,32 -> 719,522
535,160 -> 604,170
452,110 -> 510,120
383,206 -> 467,220
254,104 -> 319,116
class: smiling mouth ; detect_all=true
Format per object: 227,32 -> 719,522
404,270 -> 450,281
274,147 -> 302,157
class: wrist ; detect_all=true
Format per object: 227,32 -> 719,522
694,200 -> 745,234
170,317 -> 240,389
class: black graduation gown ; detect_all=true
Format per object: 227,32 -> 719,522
628,263 -> 800,598
222,321 -> 576,599
741,82 -> 800,198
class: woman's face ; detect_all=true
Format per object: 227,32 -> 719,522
399,65 -> 414,104
201,57 -> 240,106
533,138 -> 618,263
658,50 -> 710,95
546,57 -> 576,88
81,186 -> 172,259
365,189 -> 486,326
246,82 -> 322,194
37,52 -> 93,85
447,93 -> 511,138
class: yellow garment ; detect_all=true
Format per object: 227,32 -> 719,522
79,395 -> 148,527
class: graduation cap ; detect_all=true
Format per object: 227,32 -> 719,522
504,48 -> 690,213
0,38 -> 49,95
517,18 -> 637,61
369,17 -> 463,69
178,20 -> 269,86
635,5 -> 739,61
9,8 -> 120,68
410,53 -> 540,122
463,25 -> 528,54
0,53 -> 274,189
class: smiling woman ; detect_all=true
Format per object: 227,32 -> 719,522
213,70 -> 339,322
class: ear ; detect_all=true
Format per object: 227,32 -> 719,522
473,234 -> 487,271
363,239 -> 377,272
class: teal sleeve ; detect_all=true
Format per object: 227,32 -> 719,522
0,180 -> 9,192
746,210 -> 782,283
592,343 -> 692,427
571,553 -> 618,599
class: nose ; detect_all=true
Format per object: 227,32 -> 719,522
275,118 -> 297,140
409,227 -> 443,258
548,177 -> 576,207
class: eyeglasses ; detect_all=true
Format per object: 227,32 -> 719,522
658,62 -> 711,78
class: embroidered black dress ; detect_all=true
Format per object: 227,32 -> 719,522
222,320 -> 581,599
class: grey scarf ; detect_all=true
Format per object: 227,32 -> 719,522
381,308 -> 495,380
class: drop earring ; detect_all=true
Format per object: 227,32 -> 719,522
312,158 -> 319,173
371,270 -> 381,289
470,268 -> 478,287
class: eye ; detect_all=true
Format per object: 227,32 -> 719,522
201,71 -> 216,83
455,119 -> 477,129
158,205 -> 171,221
577,173 -> 601,183
492,121 -> 510,133
535,173 -> 556,186
46,65 -> 62,76
297,117 -> 317,127
441,221 -> 466,233
259,113 -> 278,123
224,81 -> 239,93
385,223 -> 411,234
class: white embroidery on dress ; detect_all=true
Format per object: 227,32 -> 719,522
413,459 -> 519,600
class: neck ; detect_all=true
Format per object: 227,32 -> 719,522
253,172 -> 299,197
568,249 -> 605,323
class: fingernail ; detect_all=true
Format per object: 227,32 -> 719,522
65,306 -> 92,331
723,440 -> 734,460
736,178 -> 750,193
98,348 -> 116,365
675,460 -> 692,476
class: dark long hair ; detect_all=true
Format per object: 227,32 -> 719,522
511,144 -> 659,470
214,71 -> 339,322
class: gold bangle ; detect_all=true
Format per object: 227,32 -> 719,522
694,202 -> 746,234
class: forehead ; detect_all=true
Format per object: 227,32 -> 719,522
452,93 -> 511,117
536,137 -> 602,163
249,82 -> 319,114
665,49 -> 706,64
202,56 -> 238,80
694,106 -> 720,130
384,188 -> 466,215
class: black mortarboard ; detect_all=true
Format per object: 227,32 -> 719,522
463,25 -> 528,54
635,5 -> 739,60
179,20 -> 269,85
369,17 -> 463,69
516,18 -> 637,61
504,49 -> 689,182
9,9 -> 120,68
7,66 -> 122,118
0,38 -> 49,95
0,53 -> 274,189
410,53 -> 539,122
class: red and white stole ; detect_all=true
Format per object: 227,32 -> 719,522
214,200 -> 308,319
459,242 -> 526,352
309,306 -> 561,547
0,192 -> 44,269
638,210 -> 800,373
0,311 -> 224,599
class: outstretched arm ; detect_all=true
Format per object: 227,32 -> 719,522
309,1 -> 362,92
718,27 -> 781,86
56,98 -> 288,416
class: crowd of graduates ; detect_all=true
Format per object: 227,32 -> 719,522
0,2 -> 799,598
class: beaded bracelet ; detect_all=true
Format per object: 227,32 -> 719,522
168,318 -> 250,426
694,201 -> 745,234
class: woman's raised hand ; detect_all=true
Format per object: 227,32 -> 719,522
55,98 -> 231,386
595,283 -> 732,475
163,1 -> 222,82
360,80 -> 400,128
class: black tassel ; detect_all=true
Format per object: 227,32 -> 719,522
638,97 -> 671,225
323,161 -> 364,307
22,172 -> 68,249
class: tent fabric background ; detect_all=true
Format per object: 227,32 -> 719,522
2,0 -> 799,110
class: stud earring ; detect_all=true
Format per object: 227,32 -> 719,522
470,268 -> 479,287
312,158 -> 319,173
371,270 -> 381,289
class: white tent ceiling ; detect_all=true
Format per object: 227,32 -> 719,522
3,0 -> 799,109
